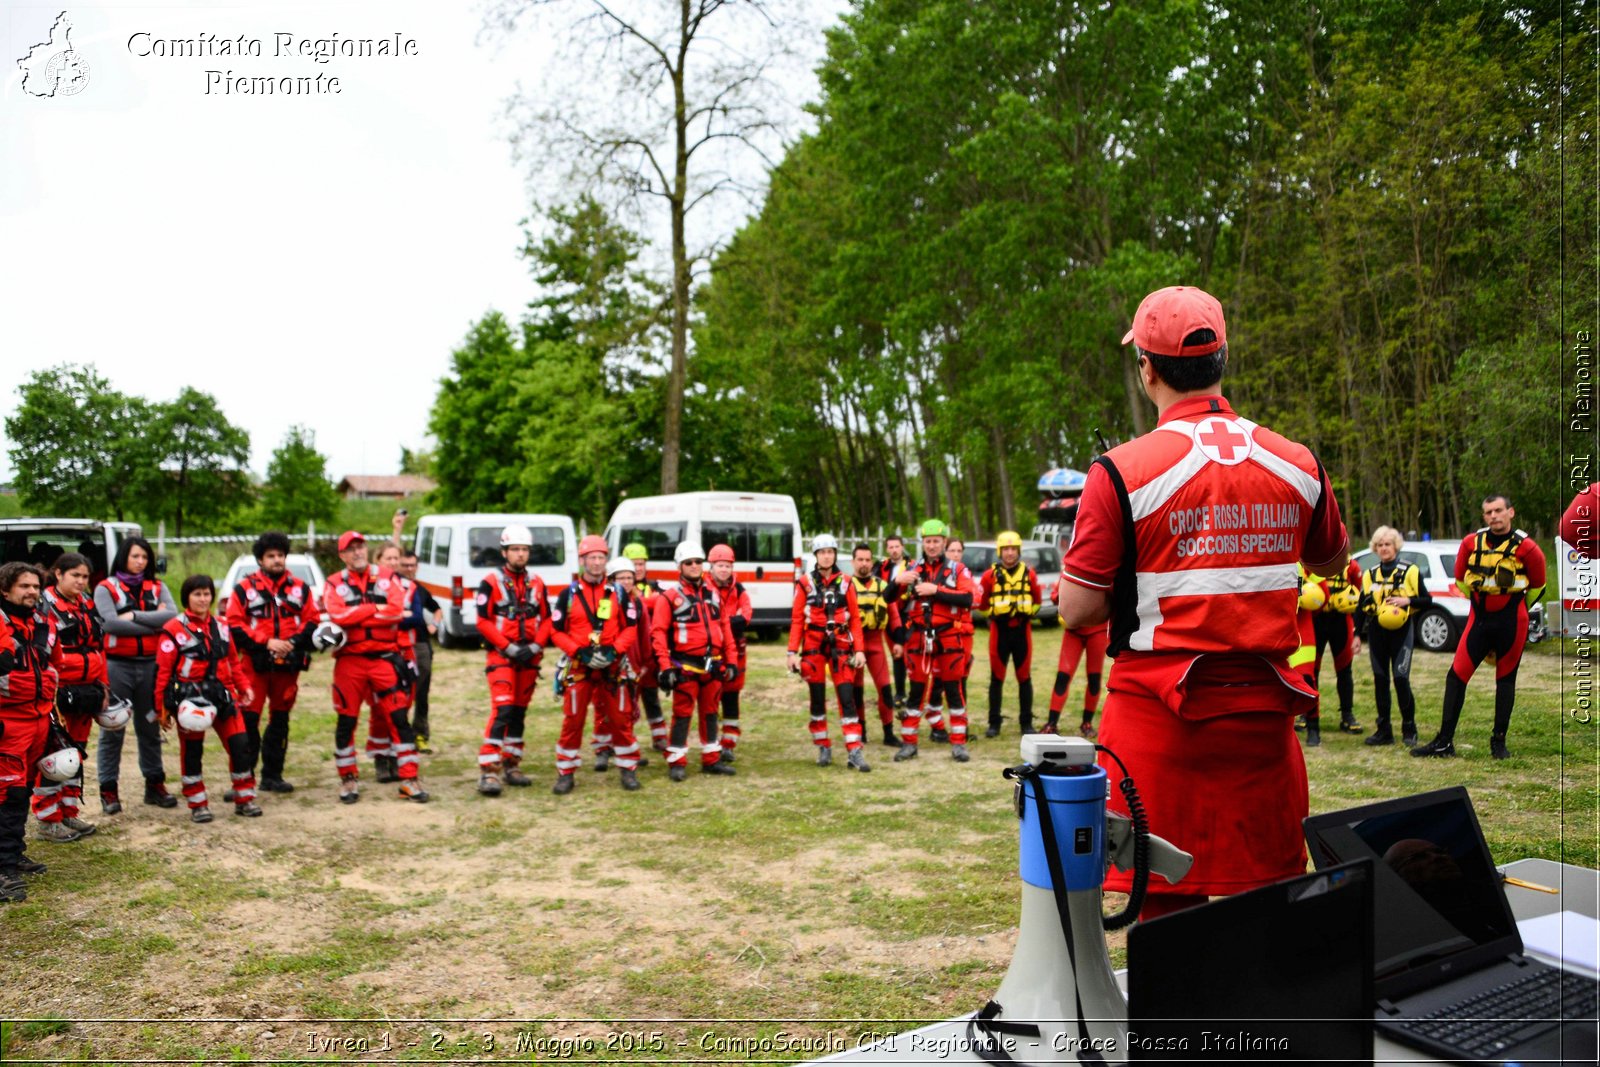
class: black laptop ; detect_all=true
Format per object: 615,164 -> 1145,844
1304,787 -> 1599,1064
1127,861 -> 1375,1062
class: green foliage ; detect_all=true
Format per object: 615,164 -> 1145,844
141,386 -> 252,536
255,425 -> 341,533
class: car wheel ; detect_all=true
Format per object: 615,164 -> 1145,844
1415,609 -> 1459,654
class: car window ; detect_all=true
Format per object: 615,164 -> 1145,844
1353,551 -> 1376,572
618,523 -> 687,562
1025,547 -> 1061,572
0,528 -> 107,574
964,546 -> 997,572
231,561 -> 317,586
432,525 -> 452,567
417,526 -> 433,563
467,526 -> 565,569
701,522 -> 794,564
1397,551 -> 1432,579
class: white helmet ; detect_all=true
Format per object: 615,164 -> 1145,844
606,557 -> 634,579
500,525 -> 534,548
674,540 -> 707,565
312,621 -> 347,652
38,746 -> 82,783
96,696 -> 132,731
176,697 -> 218,733
811,533 -> 839,552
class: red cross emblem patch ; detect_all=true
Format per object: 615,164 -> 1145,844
1195,418 -> 1252,465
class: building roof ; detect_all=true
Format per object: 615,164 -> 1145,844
336,474 -> 436,496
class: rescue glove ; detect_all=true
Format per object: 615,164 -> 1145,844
730,615 -> 747,637
0,649 -> 14,674
720,662 -> 740,683
505,642 -> 536,667
657,667 -> 682,692
584,645 -> 618,670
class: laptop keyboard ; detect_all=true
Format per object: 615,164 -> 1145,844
1390,966 -> 1600,1058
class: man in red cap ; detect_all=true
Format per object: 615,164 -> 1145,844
1058,285 -> 1349,920
322,531 -> 429,804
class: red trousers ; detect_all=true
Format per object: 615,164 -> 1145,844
669,676 -> 723,767
0,710 -> 49,793
902,631 -> 969,745
1049,625 -> 1109,718
331,654 -> 416,782
32,709 -> 93,823
478,660 -> 542,770
861,642 -> 893,725
178,709 -> 256,809
366,651 -> 416,761
235,662 -> 302,715
559,674 -> 638,774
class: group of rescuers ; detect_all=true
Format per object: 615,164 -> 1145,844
0,282 -> 1554,920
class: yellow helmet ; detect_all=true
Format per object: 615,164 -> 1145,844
1297,581 -> 1327,612
997,531 -> 1023,549
1377,601 -> 1409,631
1329,583 -> 1361,614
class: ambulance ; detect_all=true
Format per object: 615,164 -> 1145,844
603,492 -> 803,632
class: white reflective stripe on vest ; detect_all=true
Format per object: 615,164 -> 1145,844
1128,563 -> 1300,652
1136,418 -> 1322,522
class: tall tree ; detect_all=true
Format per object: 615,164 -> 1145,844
492,0 -> 801,493
429,311 -> 529,511
143,387 -> 252,535
4,364 -> 154,521
258,426 -> 341,532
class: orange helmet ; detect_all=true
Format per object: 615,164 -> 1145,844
708,544 -> 736,564
578,534 -> 610,557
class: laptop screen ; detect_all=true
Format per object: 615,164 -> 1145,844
1127,861 -> 1373,1062
1303,787 -> 1521,996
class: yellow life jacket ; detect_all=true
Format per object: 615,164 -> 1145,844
852,575 -> 890,631
1322,565 -> 1360,613
987,563 -> 1036,619
1363,561 -> 1420,622
1462,529 -> 1530,595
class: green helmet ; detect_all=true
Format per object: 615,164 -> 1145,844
622,543 -> 649,561
919,518 -> 950,538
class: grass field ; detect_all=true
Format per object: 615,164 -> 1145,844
1,629 -> 1595,1064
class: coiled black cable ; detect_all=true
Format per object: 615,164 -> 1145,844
1096,745 -> 1149,930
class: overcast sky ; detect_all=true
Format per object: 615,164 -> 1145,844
0,0 -> 840,485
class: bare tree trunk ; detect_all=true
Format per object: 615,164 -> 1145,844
991,424 -> 1015,531
1121,350 -> 1150,436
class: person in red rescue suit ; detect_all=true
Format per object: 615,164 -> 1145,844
550,536 -> 642,794
33,553 -> 107,842
851,544 -> 905,748
1044,572 -> 1111,739
891,519 -> 978,763
0,563 -> 64,902
787,535 -> 869,771
324,531 -> 430,804
474,525 -> 553,796
1058,285 -> 1350,921
872,535 -> 913,709
153,574 -> 261,822
95,535 -> 179,813
920,538 -> 977,742
367,541 -> 420,783
225,532 -> 320,796
1412,493 -> 1548,760
624,543 -> 670,754
707,544 -> 753,764
590,556 -> 651,772
978,531 -> 1042,738
651,541 -> 740,781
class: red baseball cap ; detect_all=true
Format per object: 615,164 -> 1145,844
337,530 -> 366,552
1121,286 -> 1227,357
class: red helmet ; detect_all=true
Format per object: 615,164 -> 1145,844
708,544 -> 736,564
578,534 -> 610,558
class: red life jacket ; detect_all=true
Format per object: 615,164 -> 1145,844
99,575 -> 167,658
325,566 -> 401,653
904,555 -> 973,632
656,578 -> 725,662
0,604 -> 59,713
230,569 -> 314,646
477,567 -> 550,646
44,587 -> 104,687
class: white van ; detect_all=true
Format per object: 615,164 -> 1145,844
411,513 -> 577,647
603,492 -> 802,630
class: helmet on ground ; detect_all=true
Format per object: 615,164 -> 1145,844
811,534 -> 839,552
996,531 -> 1023,549
96,696 -> 132,731
623,543 -> 649,561
1297,582 -> 1327,612
500,525 -> 534,548
674,540 -> 707,565
312,621 -> 347,652
919,518 -> 950,538
708,544 -> 736,564
606,557 -> 634,578
1377,601 -> 1409,631
38,746 -> 81,783
176,697 -> 217,733
1329,584 -> 1361,613
578,534 -> 610,558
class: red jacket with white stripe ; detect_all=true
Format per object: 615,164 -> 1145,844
323,565 -> 407,656
475,567 -> 552,656
44,587 -> 106,688
1062,394 -> 1347,710
0,602 -> 62,715
154,611 -> 246,712
651,576 -> 738,672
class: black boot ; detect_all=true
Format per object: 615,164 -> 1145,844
1490,734 -> 1511,760
1364,724 -> 1394,746
1338,708 -> 1361,734
1411,736 -> 1456,758
1304,719 -> 1321,747
143,779 -> 177,808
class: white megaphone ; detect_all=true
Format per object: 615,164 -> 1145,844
969,736 -> 1194,1065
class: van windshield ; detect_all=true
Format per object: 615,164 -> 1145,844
0,527 -> 108,577
618,523 -> 687,562
702,522 -> 794,564
468,526 -> 565,569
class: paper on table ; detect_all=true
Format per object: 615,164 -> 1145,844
1518,911 -> 1600,974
